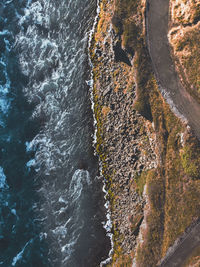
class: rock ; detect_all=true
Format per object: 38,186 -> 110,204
103,86 -> 112,96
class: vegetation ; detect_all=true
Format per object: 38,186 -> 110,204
134,171 -> 147,196
170,24 -> 200,102
90,1 -> 125,262
169,0 -> 200,102
91,0 -> 200,266
112,0 -> 200,266
112,0 -> 141,53
180,141 -> 200,179
137,169 -> 165,266
170,0 -> 200,25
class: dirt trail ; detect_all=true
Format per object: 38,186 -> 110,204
146,0 -> 200,140
158,221 -> 200,267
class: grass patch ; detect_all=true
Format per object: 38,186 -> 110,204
135,171 -> 148,196
130,214 -> 144,235
122,21 -> 140,54
181,143 -> 200,179
137,169 -> 165,267
169,23 -> 200,102
112,0 -> 141,53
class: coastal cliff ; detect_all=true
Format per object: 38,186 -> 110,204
90,0 -> 200,266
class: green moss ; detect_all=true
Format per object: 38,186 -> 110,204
181,144 -> 200,179
135,171 -> 147,196
137,169 -> 165,267
130,214 -> 144,234
123,22 -> 139,53
112,0 -> 140,53
133,47 -> 153,120
114,0 -> 138,21
91,32 -> 123,265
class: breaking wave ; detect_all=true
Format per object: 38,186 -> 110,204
0,0 -> 110,266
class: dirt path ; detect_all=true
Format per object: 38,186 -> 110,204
146,0 -> 200,140
158,221 -> 200,267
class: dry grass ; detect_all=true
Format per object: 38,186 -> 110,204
169,0 -> 200,101
169,23 -> 200,102
111,1 -> 200,266
92,0 -> 200,266
102,106 -> 111,117
170,0 -> 200,25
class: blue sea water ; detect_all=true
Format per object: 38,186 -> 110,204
0,0 -> 110,266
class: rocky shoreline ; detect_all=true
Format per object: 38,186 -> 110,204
90,0 -> 158,263
90,0 -> 200,266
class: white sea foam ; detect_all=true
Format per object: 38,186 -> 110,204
5,0 -> 13,5
0,119 -> 5,128
26,159 -> 36,168
0,84 -> 9,95
69,169 -> 91,203
0,55 -> 11,121
4,39 -> 12,52
12,0 -> 110,264
25,141 -> 35,152
11,209 -> 17,216
61,238 -> 78,263
39,232 -> 47,240
0,30 -> 10,36
12,239 -> 33,266
52,225 -> 67,238
0,98 -> 10,114
0,166 -> 8,189
58,196 -> 68,205
88,0 -> 114,265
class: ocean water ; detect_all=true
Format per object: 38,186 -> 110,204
0,0 -> 110,266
